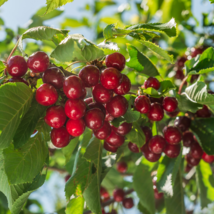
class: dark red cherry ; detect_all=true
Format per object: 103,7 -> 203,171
166,109 -> 179,118
147,103 -> 164,121
80,88 -> 87,99
184,164 -> 192,173
100,67 -> 122,89
44,106 -> 67,128
105,111 -> 114,122
66,119 -> 85,137
141,126 -> 152,143
190,74 -> 199,83
175,69 -> 185,80
65,99 -> 86,120
79,65 -> 100,87
84,108 -> 105,130
190,143 -> 203,159
176,56 -> 187,68
114,74 -> 131,95
164,143 -> 181,158
149,135 -> 166,154
134,95 -> 151,114
65,174 -> 71,182
92,83 -> 113,104
42,67 -> 64,89
117,162 -> 127,173
154,188 -> 164,200
128,142 -> 140,153
122,198 -> 134,209
163,97 -> 178,112
93,121 -> 111,139
51,127 -> 71,148
142,144 -> 161,162
112,122 -> 132,136
6,77 -> 29,86
110,210 -> 117,214
183,132 -> 194,147
7,55 -> 28,77
100,186 -> 109,199
174,116 -> 191,132
202,152 -> 214,163
104,141 -> 118,153
105,128 -> 125,147
191,47 -> 204,58
27,51 -> 49,73
88,102 -> 106,116
186,153 -> 201,166
149,96 -> 164,105
106,95 -> 128,118
144,77 -> 160,90
113,188 -> 125,202
196,105 -> 211,118
36,83 -> 58,106
163,126 -> 182,144
105,52 -> 126,71
84,97 -> 93,105
63,76 -> 85,99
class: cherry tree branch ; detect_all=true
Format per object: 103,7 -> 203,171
178,76 -> 188,94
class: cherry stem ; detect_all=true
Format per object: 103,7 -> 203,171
178,76 -> 188,95
6,37 -> 21,63
65,61 -> 83,69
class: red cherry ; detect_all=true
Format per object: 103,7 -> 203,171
33,130 -> 37,134
184,164 -> 192,173
176,56 -> 187,68
149,135 -> 166,154
105,128 -> 125,147
202,152 -> 214,163
51,127 -> 71,148
122,198 -> 134,209
147,103 -> 164,121
141,126 -> 152,143
128,142 -> 140,153
100,67 -> 122,89
186,153 -> 201,166
174,116 -> 191,132
196,105 -> 211,118
163,97 -> 178,112
66,119 -> 85,137
110,210 -> 117,214
112,122 -> 132,136
134,95 -> 151,114
93,121 -> 111,139
84,97 -> 93,105
6,77 -> 29,86
164,143 -> 181,158
88,102 -> 106,116
144,77 -> 160,90
166,109 -> 179,118
79,65 -> 100,87
183,132 -> 194,147
142,144 -> 161,162
105,111 -> 114,122
42,67 -> 64,89
191,47 -> 204,58
102,209 -> 106,214
114,74 -> 131,95
7,55 -> 28,77
149,96 -> 164,105
163,126 -> 182,144
92,83 -> 113,104
190,74 -> 199,83
36,83 -> 58,106
175,69 -> 185,80
100,186 -> 109,199
106,95 -> 128,118
154,188 -> 163,200
65,99 -> 86,120
117,162 -> 127,173
27,51 -> 49,73
190,143 -> 203,159
44,106 -> 67,128
104,141 -> 118,153
63,76 -> 85,100
65,174 -> 71,182
80,88 -> 87,99
113,188 -> 125,202
105,52 -> 126,71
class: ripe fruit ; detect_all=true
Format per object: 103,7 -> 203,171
141,126 -> 152,143
100,186 -> 109,199
164,143 -> 181,158
175,69 -> 185,80
42,67 -> 65,89
113,188 -> 125,202
190,143 -> 203,159
27,51 -> 49,73
79,65 -> 100,87
154,188 -> 164,200
147,103 -> 164,121
134,95 -> 151,114
202,152 -> 214,163
105,52 -> 126,71
36,83 -> 58,106
65,99 -> 86,120
63,76 -> 85,100
66,119 -> 85,137
142,144 -> 161,162
183,132 -> 194,147
144,77 -> 160,90
163,126 -> 182,144
149,96 -> 164,105
162,97 -> 178,112
104,141 -> 118,153
166,109 -> 179,118
184,164 -> 192,173
105,129 -> 125,147
51,127 -> 71,148
148,135 -> 166,154
106,95 -> 128,118
174,116 -> 191,132
84,97 -> 93,105
128,142 -> 140,153
117,162 -> 127,173
122,198 -> 134,209
88,102 -> 106,116
114,74 -> 131,95
105,111 -> 114,122
176,56 -> 187,67
196,105 -> 211,118
93,121 -> 111,139
92,83 -> 113,104
6,77 -> 29,86
84,108 -> 105,130
65,174 -> 71,182
112,122 -> 132,136
100,67 -> 122,89
7,55 -> 28,77
44,106 -> 67,128
186,153 -> 201,166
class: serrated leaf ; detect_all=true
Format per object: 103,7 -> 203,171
103,24 -> 115,40
65,197 -> 84,214
97,41 -> 119,55
0,83 -> 33,150
0,61 -> 6,72
0,0 -> 8,7
45,0 -> 74,14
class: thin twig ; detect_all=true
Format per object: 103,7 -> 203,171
44,166 -> 66,174
178,76 -> 188,94
65,61 -> 83,69
7,37 -> 21,63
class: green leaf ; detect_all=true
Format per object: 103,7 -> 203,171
210,0 -> 214,3
138,202 -> 150,214
196,160 -> 214,208
35,6 -> 64,20
97,41 -> 119,55
61,17 -> 90,29
0,0 -> 8,7
45,0 -> 74,14
65,197 -> 84,214
126,44 -> 160,77
103,24 -> 115,40
51,34 -> 105,63
0,61 -> 6,72
94,0 -> 116,14
0,83 -> 33,150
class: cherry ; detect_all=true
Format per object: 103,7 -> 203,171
183,132 -> 194,147
164,143 -> 181,158
113,188 -> 125,202
147,103 -> 164,121
63,76 -> 85,100
142,144 -> 161,162
102,209 -> 106,214
51,127 -> 71,148
105,111 -> 114,122
163,97 -> 178,112
149,96 -> 164,105
174,116 -> 191,132
117,162 -> 127,173
33,130 -> 37,134
79,65 -> 100,87
66,119 -> 85,137
65,174 -> 71,182
166,109 -> 179,118
175,69 -> 185,80
186,153 -> 201,166
190,74 -> 199,83
100,67 -> 122,89
196,105 -> 211,118
84,97 -> 93,105
154,188 -> 164,200
27,51 -> 49,73
112,122 -> 132,136
106,95 -> 128,118
134,95 -> 151,114
114,74 -> 131,95
184,164 -> 192,173
36,83 -> 58,106
191,47 -> 204,58
190,143 -> 203,159
110,210 -> 117,214
92,83 -> 113,104
44,106 -> 67,128
103,141 -> 118,153
100,186 -> 109,199
7,55 -> 28,77
141,126 -> 152,143
128,142 -> 140,153
93,121 -> 111,139
144,77 -> 160,90
122,198 -> 134,209
42,67 -> 64,89
148,135 -> 166,154
163,126 -> 182,144
105,52 -> 126,71
176,56 -> 187,68
202,152 -> 214,163
88,102 -> 106,116
6,77 -> 29,86
80,88 -> 87,99
65,99 -> 86,120
105,128 -> 125,147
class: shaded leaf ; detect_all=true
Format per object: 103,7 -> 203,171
45,0 -> 74,14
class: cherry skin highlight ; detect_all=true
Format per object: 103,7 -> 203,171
113,188 -> 125,202
114,74 -> 131,95
93,121 -> 111,139
100,186 -> 109,199
163,97 -> 178,112
163,126 -> 182,144
147,103 -> 164,121
186,153 -> 201,166
142,144 -> 161,162
84,97 -> 93,105
6,77 -> 29,86
190,143 -> 203,159
66,119 -> 85,137
105,111 -> 114,122
105,52 -> 126,71
144,77 -> 160,90
164,143 -> 181,158
134,95 -> 151,114
51,127 -> 71,148
105,128 -> 125,147
128,142 -> 140,153
149,135 -> 166,154
117,162 -> 127,173
183,132 -> 195,147
112,122 -> 132,136
202,152 -> 214,163
103,141 -> 118,153
174,116 -> 191,132
122,198 -> 134,209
